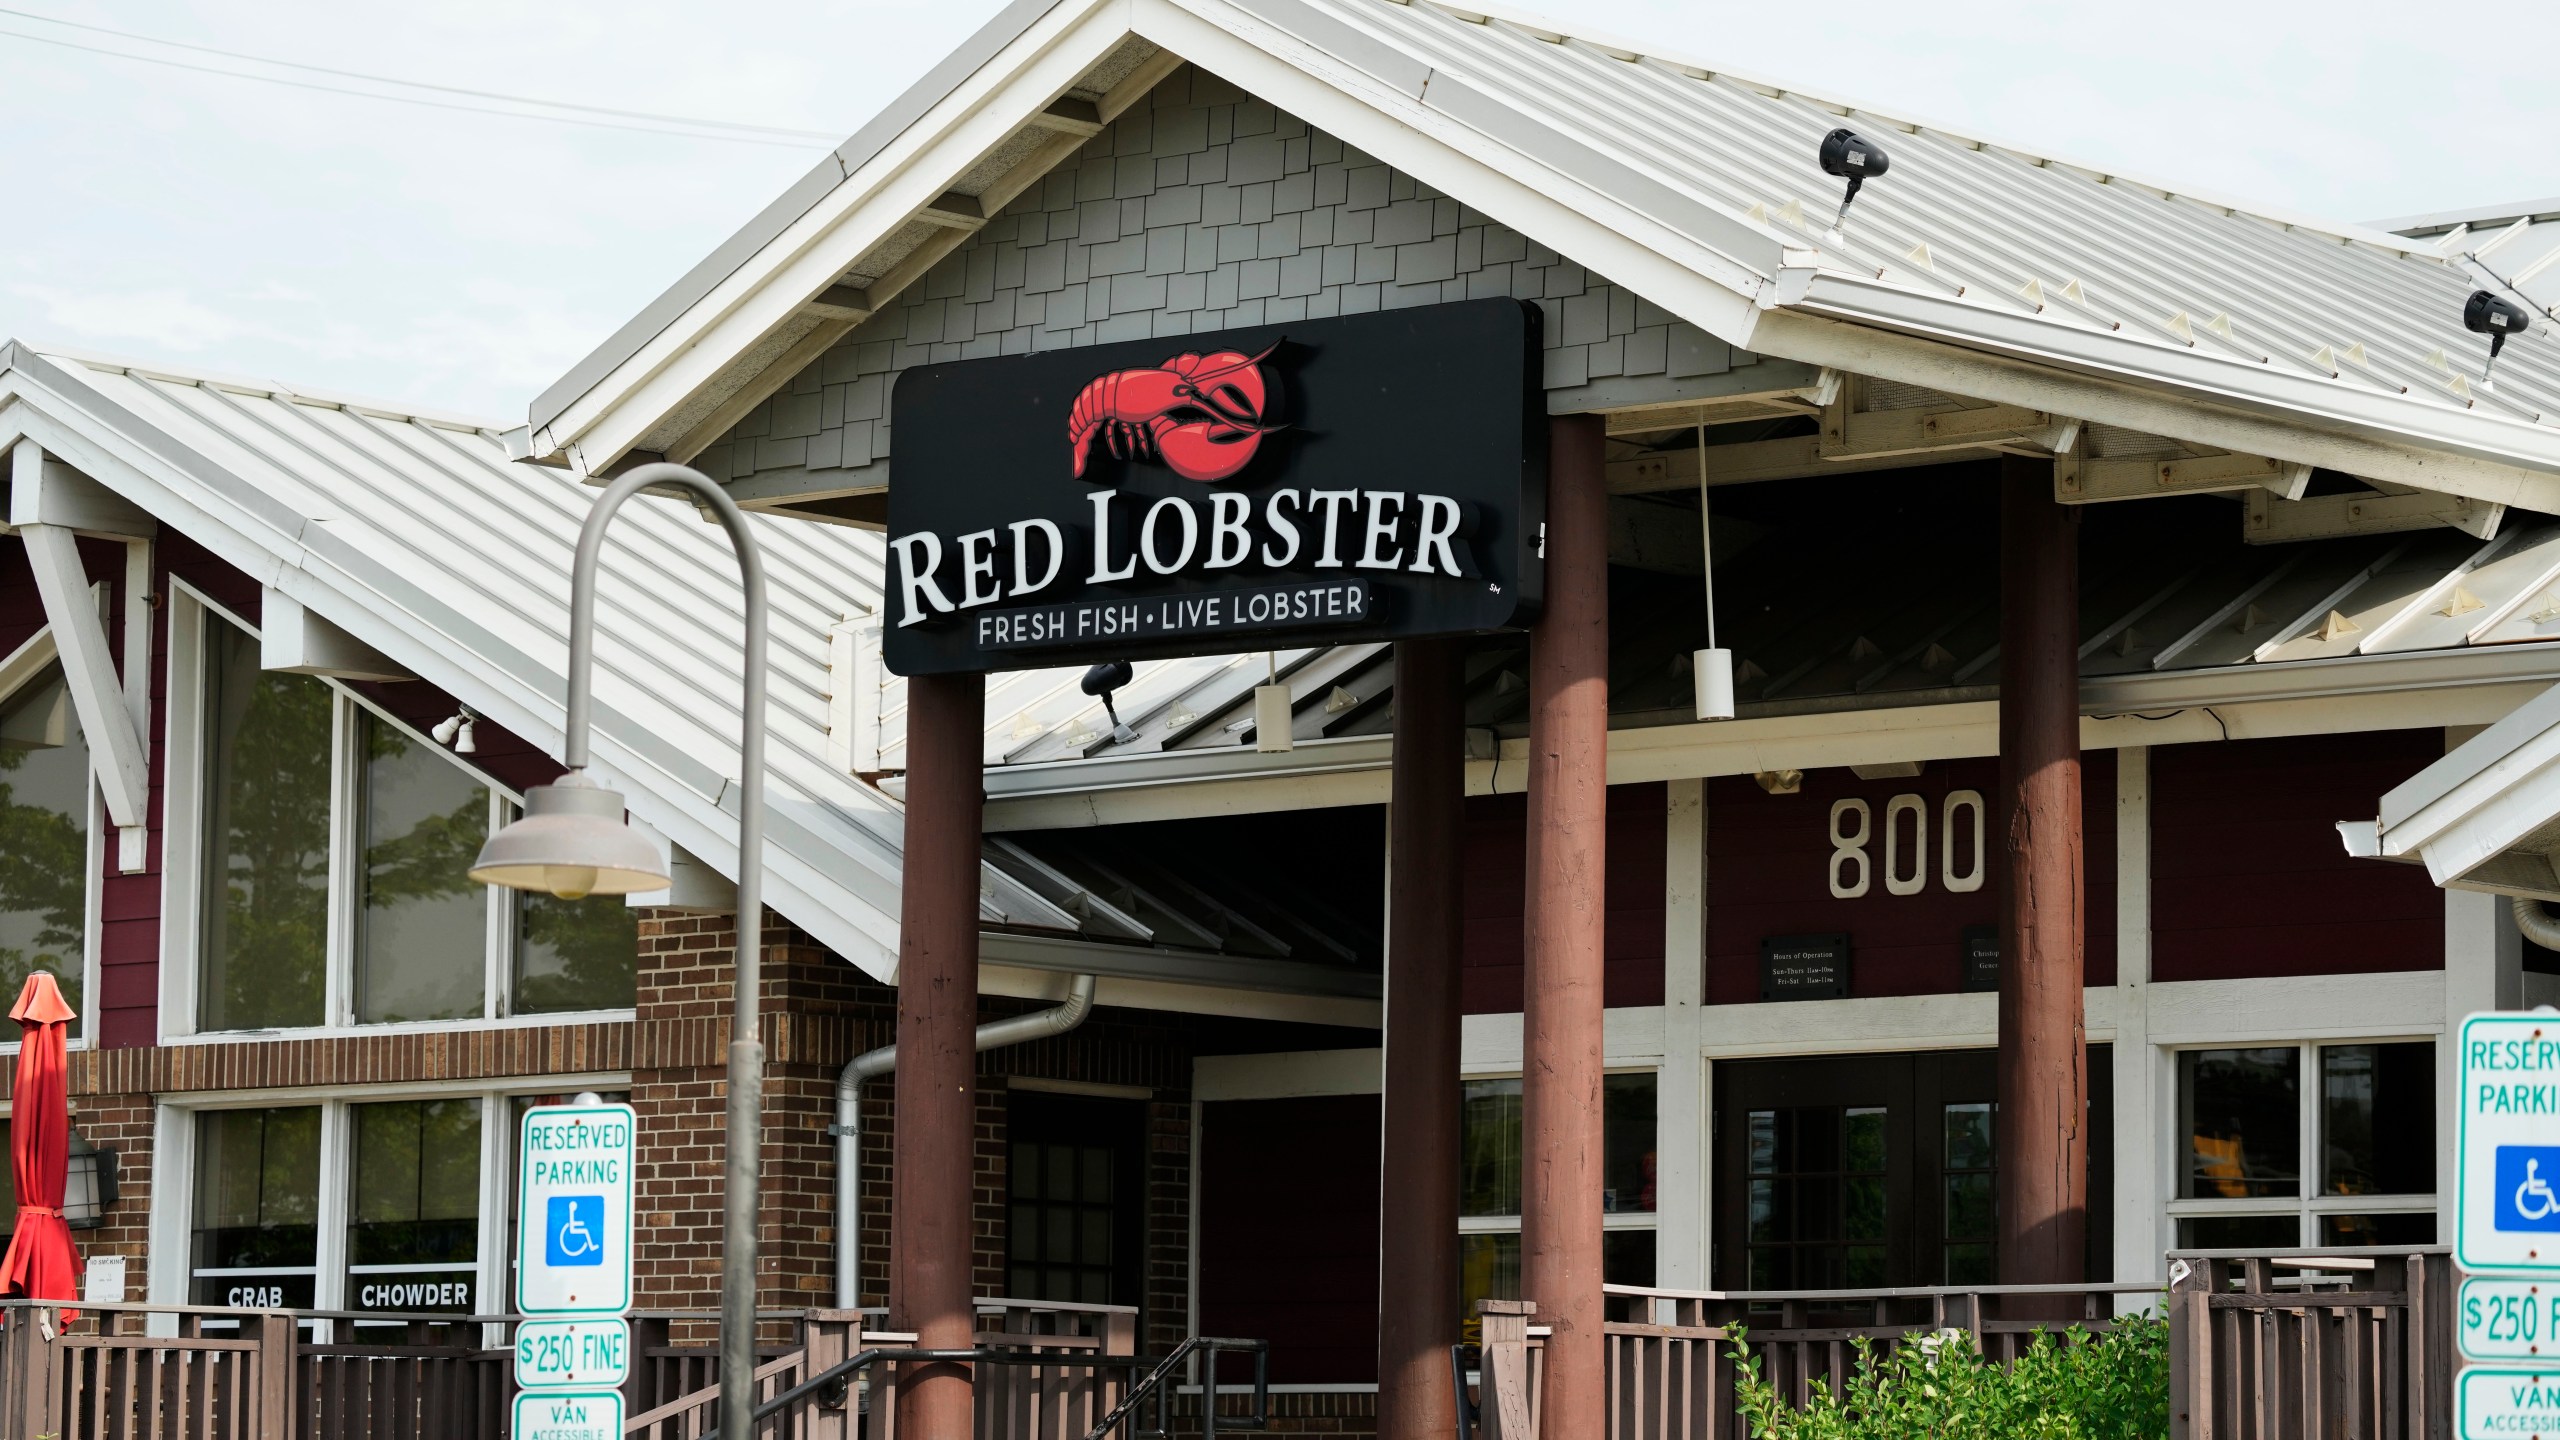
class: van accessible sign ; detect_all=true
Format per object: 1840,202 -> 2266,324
883,298 -> 1545,676
2458,1013 -> 2560,1275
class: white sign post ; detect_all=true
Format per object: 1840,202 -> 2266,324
514,1102 -> 637,1440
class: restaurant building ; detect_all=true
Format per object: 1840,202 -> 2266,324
5,1 -> 2560,1435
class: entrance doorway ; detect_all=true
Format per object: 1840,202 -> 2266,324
1713,1048 -> 2111,1289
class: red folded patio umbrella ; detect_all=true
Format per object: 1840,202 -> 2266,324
0,972 -> 80,1322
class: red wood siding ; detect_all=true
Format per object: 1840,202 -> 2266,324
2151,730 -> 2444,981
1196,1093 -> 1380,1384
1459,784 -> 1666,1014
1706,755 -> 2118,1003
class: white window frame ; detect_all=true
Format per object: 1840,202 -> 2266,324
160,581 -> 636,1043
2164,1035 -> 2440,1248
145,1072 -> 631,1339
0,624 -> 104,1052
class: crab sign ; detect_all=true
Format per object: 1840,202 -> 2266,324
1066,340 -> 1284,483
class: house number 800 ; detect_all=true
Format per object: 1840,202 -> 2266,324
1827,791 -> 1987,899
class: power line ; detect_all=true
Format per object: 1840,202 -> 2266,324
0,9 -> 837,149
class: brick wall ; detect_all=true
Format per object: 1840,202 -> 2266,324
700,62 -> 1780,503
628,909 -> 1205,1353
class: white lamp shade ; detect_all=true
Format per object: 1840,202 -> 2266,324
1693,647 -> 1736,722
471,774 -> 670,900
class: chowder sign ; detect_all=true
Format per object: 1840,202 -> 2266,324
883,298 -> 1545,675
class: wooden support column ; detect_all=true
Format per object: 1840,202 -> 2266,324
1378,638 -> 1466,1440
1995,454 -> 2088,1293
1521,412 -> 1609,1426
891,670 -> 986,1434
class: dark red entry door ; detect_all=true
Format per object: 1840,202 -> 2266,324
1713,1048 -> 2111,1290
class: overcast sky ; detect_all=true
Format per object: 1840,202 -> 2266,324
1,0 -> 2552,421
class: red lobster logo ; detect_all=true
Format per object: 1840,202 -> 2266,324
1067,340 -> 1284,484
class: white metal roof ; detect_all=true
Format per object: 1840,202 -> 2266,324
0,339 -> 1101,986
527,0 -> 2560,508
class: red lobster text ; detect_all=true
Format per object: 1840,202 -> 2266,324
1067,341 -> 1283,483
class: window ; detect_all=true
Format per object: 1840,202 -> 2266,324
0,664 -> 92,1024
344,1100 -> 482,1325
187,1107 -> 323,1316
198,622 -> 332,1031
1459,1071 -> 1656,1334
2173,1041 -> 2436,1247
180,1084 -> 623,1332
182,604 -> 636,1035
1006,1093 -> 1144,1306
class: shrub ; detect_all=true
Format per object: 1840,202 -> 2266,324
1728,1313 -> 2170,1439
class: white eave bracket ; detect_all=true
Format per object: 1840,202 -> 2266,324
259,588 -> 414,682
13,441 -> 154,871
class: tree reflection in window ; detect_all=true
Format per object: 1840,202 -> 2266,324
200,622 -> 330,1031
516,891 -> 637,1014
0,666 -> 88,1016
356,716 -> 487,1023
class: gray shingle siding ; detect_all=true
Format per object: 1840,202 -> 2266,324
699,64 -> 1765,498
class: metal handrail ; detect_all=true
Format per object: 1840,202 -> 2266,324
688,1335 -> 1271,1440
1085,1335 -> 1268,1440
1449,1343 -> 1481,1440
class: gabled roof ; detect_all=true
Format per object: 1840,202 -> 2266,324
0,339 -> 1092,985
526,0 -> 2560,511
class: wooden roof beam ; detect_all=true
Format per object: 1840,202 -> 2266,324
2055,451 -> 2312,504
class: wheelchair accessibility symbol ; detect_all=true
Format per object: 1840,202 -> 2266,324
2496,1147 -> 2560,1233
546,1195 -> 607,1267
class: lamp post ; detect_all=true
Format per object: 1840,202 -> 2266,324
470,462 -> 768,1440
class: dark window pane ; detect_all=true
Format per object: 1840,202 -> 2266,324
356,717 -> 486,1023
1603,1073 -> 1657,1214
2182,1048 -> 2300,1199
1459,1231 -> 1521,1341
0,668 -> 88,1018
1464,1074 -> 1657,1217
1460,1079 -> 1522,1217
515,890 -> 637,1014
200,622 -> 330,1031
2177,1214 -> 2301,1249
189,1107 -> 321,1314
2319,1211 -> 2436,1245
2323,1043 -> 2435,1197
345,1099 -> 481,1323
1945,1173 -> 1996,1243
1602,1229 -> 1656,1287
1944,1103 -> 1994,1172
0,1120 -> 12,1239
1945,1242 -> 1994,1285
1845,1108 -> 1886,1172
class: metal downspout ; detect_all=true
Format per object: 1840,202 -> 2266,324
2514,897 -> 2560,951
835,972 -> 1099,1308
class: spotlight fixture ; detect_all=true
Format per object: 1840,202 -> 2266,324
431,705 -> 479,751
1079,660 -> 1141,746
2465,289 -> 2531,384
1818,127 -> 1890,234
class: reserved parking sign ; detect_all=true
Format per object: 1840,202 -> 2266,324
516,1102 -> 636,1317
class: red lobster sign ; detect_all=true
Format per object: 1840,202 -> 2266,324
1067,340 -> 1283,484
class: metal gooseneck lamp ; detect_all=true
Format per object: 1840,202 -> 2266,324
470,461 -> 768,1440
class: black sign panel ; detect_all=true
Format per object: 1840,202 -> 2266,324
882,298 -> 1545,675
1760,933 -> 1851,1002
1959,924 -> 2000,993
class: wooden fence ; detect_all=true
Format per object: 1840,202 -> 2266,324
0,1297 -> 1136,1440
2168,1248 -> 2454,1440
1469,1248 -> 2456,1439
